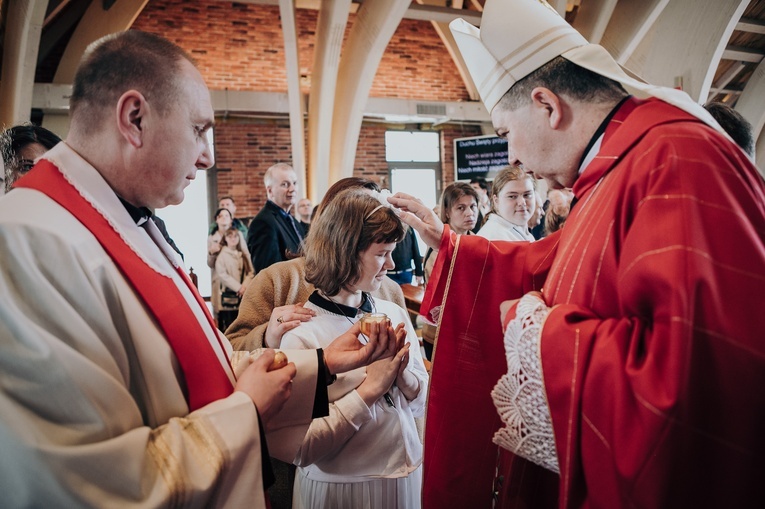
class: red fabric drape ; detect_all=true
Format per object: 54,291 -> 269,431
421,229 -> 559,509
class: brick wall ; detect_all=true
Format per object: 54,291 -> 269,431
212,119 -> 485,218
212,119 -> 294,218
132,1 -> 482,215
354,123 -> 390,188
132,0 -> 469,101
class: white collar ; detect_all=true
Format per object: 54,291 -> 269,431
43,143 -> 180,277
579,132 -> 604,176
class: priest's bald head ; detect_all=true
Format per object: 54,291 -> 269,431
449,0 -> 724,189
66,31 -> 215,209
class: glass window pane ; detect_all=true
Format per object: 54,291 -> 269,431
385,131 -> 439,162
391,168 -> 437,255
157,161 -> 211,300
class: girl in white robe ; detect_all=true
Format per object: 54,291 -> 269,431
281,189 -> 429,509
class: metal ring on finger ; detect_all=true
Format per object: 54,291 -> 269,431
277,316 -> 285,324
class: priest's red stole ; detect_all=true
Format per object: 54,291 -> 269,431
16,160 -> 234,411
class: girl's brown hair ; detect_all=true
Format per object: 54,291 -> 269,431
305,189 -> 404,296
440,181 -> 479,224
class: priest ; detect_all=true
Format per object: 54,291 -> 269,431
0,31 -> 402,507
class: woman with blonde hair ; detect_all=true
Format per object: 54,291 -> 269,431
477,165 -> 537,241
281,188 -> 428,509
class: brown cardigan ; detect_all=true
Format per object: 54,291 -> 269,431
225,257 -> 407,351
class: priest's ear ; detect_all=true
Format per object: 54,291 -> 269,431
530,87 -> 563,130
116,90 -> 148,148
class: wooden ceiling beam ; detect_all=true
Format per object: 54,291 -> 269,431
1,0 -> 48,126
222,0 -> 481,25
736,17 -> 765,34
53,0 -> 148,83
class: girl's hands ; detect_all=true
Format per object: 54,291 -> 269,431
356,342 -> 410,407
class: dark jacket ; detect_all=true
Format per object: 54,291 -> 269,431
391,227 -> 423,277
247,200 -> 303,272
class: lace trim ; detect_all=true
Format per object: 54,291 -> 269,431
491,294 -> 559,473
428,305 -> 442,325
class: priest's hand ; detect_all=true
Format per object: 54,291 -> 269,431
235,349 -> 296,426
387,192 -> 444,250
323,320 -> 405,376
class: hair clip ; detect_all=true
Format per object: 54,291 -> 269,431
364,189 -> 394,220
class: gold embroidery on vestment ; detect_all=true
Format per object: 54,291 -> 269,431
671,316 -> 765,360
561,327 -> 580,508
589,219 -> 615,309
147,416 -> 226,507
638,194 -> 764,235
549,177 -> 606,302
582,413 -> 612,451
619,245 -> 765,283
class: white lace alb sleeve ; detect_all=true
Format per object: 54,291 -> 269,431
491,293 -> 559,473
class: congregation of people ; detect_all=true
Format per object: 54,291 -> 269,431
1,0 -> 764,508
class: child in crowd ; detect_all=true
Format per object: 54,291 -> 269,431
214,227 -> 254,331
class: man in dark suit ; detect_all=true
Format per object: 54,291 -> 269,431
247,163 -> 303,272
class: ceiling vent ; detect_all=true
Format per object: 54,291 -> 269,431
416,103 -> 447,116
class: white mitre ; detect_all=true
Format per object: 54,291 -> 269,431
450,0 -> 723,133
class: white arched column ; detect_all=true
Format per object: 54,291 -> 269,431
0,0 -> 48,126
328,0 -> 411,181
597,0 -> 668,65
571,0 -> 618,44
306,0 -> 351,201
736,58 -> 765,172
416,0 -> 479,103
278,0 -> 308,197
622,0 -> 748,101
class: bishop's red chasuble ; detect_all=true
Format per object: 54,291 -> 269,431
421,97 -> 765,508
420,228 -> 560,509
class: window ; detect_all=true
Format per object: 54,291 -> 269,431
156,130 -> 215,301
386,131 -> 440,254
385,131 -> 440,162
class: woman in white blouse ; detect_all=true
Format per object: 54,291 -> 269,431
477,165 -> 537,242
281,189 -> 428,509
